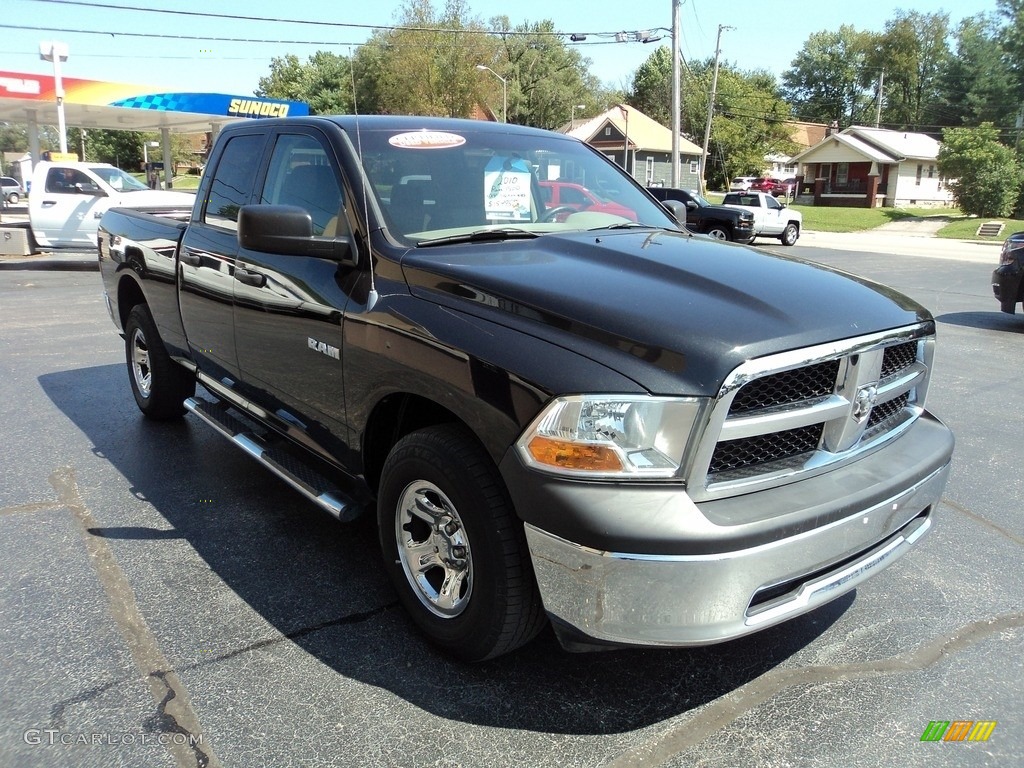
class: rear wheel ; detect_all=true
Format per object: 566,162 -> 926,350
378,424 -> 545,661
7,192 -> 19,204
780,222 -> 799,246
124,304 -> 195,420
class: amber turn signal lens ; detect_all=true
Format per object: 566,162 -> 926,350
527,435 -> 624,472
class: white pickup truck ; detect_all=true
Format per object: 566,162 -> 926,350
722,190 -> 802,246
26,162 -> 194,249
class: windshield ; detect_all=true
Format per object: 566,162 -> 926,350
355,127 -> 678,243
89,166 -> 150,192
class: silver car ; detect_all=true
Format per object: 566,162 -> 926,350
1,176 -> 25,204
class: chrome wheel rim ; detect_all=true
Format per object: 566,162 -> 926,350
130,327 -> 152,398
708,229 -> 727,240
394,480 -> 473,618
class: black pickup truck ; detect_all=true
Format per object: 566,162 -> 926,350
99,116 -> 953,661
647,187 -> 755,242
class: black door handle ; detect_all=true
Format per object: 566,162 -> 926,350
179,249 -> 202,267
235,268 -> 266,288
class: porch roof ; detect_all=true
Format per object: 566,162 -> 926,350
791,132 -> 895,165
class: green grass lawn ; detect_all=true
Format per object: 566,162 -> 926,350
932,215 -> 1024,241
129,172 -> 201,190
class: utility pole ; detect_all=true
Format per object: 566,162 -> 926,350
700,24 -> 732,195
874,70 -> 885,128
671,0 -> 681,187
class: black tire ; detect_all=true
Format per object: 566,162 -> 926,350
7,192 -> 18,205
705,225 -> 730,241
124,304 -> 195,420
377,424 -> 546,661
780,222 -> 799,246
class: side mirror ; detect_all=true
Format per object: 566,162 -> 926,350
685,200 -> 698,210
237,205 -> 353,263
660,199 -> 687,225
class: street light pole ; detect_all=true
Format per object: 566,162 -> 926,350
670,0 -> 680,187
39,41 -> 69,153
475,65 -> 507,123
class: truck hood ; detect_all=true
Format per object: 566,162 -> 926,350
401,228 -> 929,396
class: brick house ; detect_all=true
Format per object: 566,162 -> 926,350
790,126 -> 955,208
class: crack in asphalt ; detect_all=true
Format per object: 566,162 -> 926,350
602,611 -> 1024,767
0,500 -> 65,515
48,466 -> 220,768
942,496 -> 1024,547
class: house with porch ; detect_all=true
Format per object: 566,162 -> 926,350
560,104 -> 703,191
790,126 -> 954,208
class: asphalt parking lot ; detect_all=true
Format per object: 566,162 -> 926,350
0,236 -> 1021,768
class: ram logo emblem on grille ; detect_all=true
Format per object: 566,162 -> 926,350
852,383 -> 879,423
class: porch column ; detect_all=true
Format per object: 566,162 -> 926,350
865,174 -> 880,208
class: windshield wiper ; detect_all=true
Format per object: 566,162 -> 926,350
586,221 -> 663,231
416,228 -> 540,248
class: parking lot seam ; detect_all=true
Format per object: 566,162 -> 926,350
49,465 -> 221,768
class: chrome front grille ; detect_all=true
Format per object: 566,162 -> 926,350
709,423 -> 823,474
687,324 -> 934,501
728,359 -> 840,414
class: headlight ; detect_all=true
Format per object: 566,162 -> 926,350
1000,236 -> 1024,266
516,395 -> 704,479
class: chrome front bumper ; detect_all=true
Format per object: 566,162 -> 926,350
525,460 -> 950,649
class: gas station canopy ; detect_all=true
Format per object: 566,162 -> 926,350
1,69 -> 309,141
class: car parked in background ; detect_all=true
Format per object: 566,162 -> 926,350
539,180 -> 637,221
992,230 -> 1024,314
1,176 -> 25,204
749,178 -> 785,195
729,176 -> 757,191
647,186 -> 755,242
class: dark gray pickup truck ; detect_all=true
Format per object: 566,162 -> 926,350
99,115 -> 953,661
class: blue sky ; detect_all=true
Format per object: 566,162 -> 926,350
1,0 -> 1000,96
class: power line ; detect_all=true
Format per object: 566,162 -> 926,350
24,0 -> 666,41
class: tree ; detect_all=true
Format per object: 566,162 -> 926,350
257,51 -> 353,115
998,0 -> 1024,103
60,128 -> 143,168
938,123 -> 1022,216
490,17 -> 600,128
353,0 -> 497,117
875,11 -> 951,130
782,25 -> 875,126
628,46 -> 673,127
703,66 -> 798,188
256,54 -> 307,103
937,14 -> 1018,129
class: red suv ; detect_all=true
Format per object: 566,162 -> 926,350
748,177 -> 784,195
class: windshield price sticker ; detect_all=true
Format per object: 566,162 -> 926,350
485,157 -> 531,221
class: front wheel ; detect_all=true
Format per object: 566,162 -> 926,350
124,304 -> 195,419
780,222 -> 799,246
377,425 -> 545,661
704,226 -> 730,241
